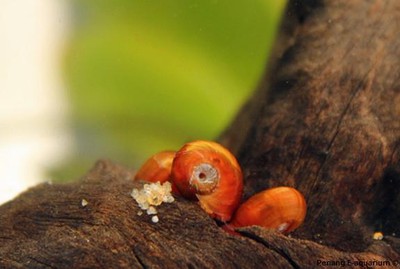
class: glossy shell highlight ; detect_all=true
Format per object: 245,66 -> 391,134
230,187 -> 306,233
171,140 -> 243,222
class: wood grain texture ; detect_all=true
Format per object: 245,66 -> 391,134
1,160 -> 398,268
0,160 -> 294,268
223,0 -> 400,253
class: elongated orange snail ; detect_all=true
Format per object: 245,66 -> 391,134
230,187 -> 306,234
133,140 -> 307,233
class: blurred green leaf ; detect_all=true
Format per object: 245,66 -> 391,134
58,0 -> 285,180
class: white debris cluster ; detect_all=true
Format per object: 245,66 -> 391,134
131,181 -> 175,223
81,198 -> 88,207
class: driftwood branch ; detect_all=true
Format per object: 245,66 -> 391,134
1,160 -> 398,268
1,0 -> 400,268
223,0 -> 400,253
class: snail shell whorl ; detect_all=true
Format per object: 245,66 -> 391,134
172,140 -> 243,222
190,163 -> 219,195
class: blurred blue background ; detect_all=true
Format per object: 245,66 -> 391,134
0,0 -> 285,203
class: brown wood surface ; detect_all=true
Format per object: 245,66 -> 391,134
1,160 -> 399,268
223,0 -> 400,253
1,0 -> 400,268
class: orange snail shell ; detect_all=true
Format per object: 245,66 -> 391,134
171,140 -> 243,222
134,151 -> 180,194
230,187 -> 306,233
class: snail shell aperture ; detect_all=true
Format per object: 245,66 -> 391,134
171,140 -> 243,222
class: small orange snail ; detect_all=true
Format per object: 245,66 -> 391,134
134,150 -> 181,194
171,140 -> 243,222
134,150 -> 176,183
229,186 -> 306,233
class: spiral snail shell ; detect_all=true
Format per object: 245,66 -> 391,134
230,186 -> 306,233
171,140 -> 243,222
